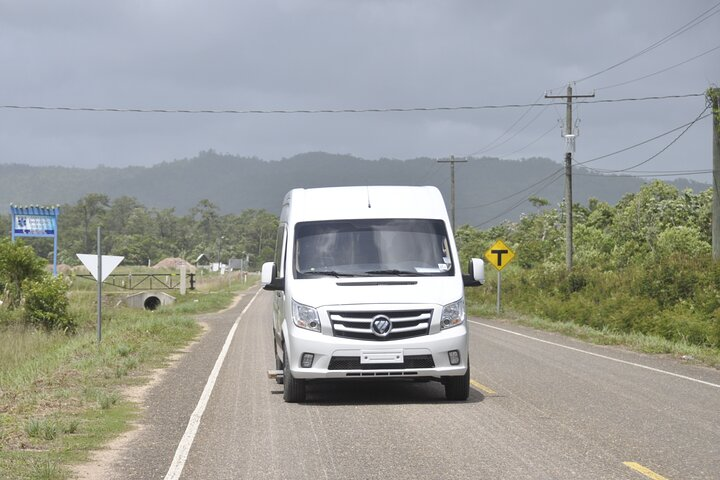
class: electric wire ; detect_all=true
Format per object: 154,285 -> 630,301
573,1 -> 720,84
472,171 -> 565,228
468,105 -> 551,157
577,170 -> 711,178
573,112 -> 712,167
465,105 -> 711,226
582,106 -> 710,173
596,43 -> 720,91
465,93 -> 545,156
0,93 -> 704,115
495,121 -> 558,158
458,165 -> 565,210
415,162 -> 444,183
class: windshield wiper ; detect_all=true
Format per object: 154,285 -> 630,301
364,269 -> 425,276
302,270 -> 359,277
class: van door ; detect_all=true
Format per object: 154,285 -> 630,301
272,225 -> 287,351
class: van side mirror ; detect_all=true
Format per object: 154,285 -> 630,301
463,258 -> 484,287
261,262 -> 285,291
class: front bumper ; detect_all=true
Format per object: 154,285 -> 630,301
285,323 -> 469,380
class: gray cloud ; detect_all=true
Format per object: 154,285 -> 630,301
0,0 -> 717,181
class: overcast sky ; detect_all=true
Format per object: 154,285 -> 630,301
0,0 -> 718,182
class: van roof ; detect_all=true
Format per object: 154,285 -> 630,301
282,186 -> 449,223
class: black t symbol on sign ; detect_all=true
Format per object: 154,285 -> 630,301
491,249 -> 509,267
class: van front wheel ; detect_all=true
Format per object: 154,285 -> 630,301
283,345 -> 306,403
444,366 -> 470,401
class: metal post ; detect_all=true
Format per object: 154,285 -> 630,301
496,270 -> 501,315
53,229 -> 58,277
97,226 -> 102,344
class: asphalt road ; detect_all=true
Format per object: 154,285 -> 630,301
104,288 -> 720,479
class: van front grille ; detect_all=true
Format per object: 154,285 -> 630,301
328,355 -> 435,370
329,309 -> 432,341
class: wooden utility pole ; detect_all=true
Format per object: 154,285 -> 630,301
710,88 -> 720,261
545,84 -> 595,270
438,156 -> 467,231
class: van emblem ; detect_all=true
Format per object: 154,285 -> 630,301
371,315 -> 392,337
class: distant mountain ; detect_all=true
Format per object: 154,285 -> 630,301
0,151 -> 710,227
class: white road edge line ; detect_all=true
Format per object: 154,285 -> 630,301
469,320 -> 720,390
164,288 -> 263,480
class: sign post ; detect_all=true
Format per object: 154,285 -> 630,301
77,229 -> 124,343
484,240 -> 516,314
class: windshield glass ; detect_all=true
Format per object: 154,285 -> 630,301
294,219 -> 453,278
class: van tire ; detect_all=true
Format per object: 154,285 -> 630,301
283,345 -> 306,403
444,366 -> 470,401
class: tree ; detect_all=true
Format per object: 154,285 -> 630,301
0,238 -> 47,308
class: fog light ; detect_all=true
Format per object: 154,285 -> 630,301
448,350 -> 461,366
301,353 -> 315,368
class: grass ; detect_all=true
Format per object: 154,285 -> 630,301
0,271 -> 256,479
467,301 -> 720,368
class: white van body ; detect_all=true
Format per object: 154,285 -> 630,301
262,186 -> 484,402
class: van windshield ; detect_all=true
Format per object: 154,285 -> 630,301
294,219 -> 454,278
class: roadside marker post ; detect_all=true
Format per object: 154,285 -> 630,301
77,228 -> 124,343
484,240 -> 515,315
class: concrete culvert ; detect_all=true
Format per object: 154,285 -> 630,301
144,296 -> 162,311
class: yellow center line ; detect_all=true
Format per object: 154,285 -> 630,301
623,462 -> 669,480
470,379 -> 497,395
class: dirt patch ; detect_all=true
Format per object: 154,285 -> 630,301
153,257 -> 196,273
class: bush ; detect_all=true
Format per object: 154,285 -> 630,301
0,238 -> 47,308
23,276 -> 76,332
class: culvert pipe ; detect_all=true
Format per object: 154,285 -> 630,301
144,296 -> 162,311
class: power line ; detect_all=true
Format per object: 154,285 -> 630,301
0,93 -> 705,115
583,106 -> 710,173
465,93 -> 545,156
596,43 -> 720,91
472,171 -> 565,228
577,169 -> 711,178
573,1 -> 720,84
459,166 -> 564,210
495,121 -> 558,158
468,105 -> 551,157
464,111 -> 711,212
574,112 -> 713,167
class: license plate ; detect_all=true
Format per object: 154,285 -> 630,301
360,350 -> 404,364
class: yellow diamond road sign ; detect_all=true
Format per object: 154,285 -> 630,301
485,240 -> 515,271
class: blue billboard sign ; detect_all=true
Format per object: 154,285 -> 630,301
10,205 -> 60,276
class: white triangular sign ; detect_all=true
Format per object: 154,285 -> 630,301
77,254 -> 124,282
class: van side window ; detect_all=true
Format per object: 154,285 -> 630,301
274,225 -> 287,278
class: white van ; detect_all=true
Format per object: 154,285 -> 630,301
261,186 -> 484,402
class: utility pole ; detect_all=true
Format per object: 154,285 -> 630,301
710,88 -> 720,262
438,156 -> 467,231
545,84 -> 595,270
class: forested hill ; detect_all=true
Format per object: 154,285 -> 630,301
0,151 -> 708,226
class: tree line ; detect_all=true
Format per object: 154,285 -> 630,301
458,181 -> 720,350
0,194 -> 279,269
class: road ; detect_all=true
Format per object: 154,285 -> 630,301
100,288 -> 720,479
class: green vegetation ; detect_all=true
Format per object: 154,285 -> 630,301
0,267 -> 255,479
0,152 -> 708,231
460,181 -> 720,365
1,192 -> 278,271
0,238 -> 47,308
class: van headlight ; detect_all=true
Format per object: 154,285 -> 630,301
292,300 -> 321,332
441,298 -> 465,329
